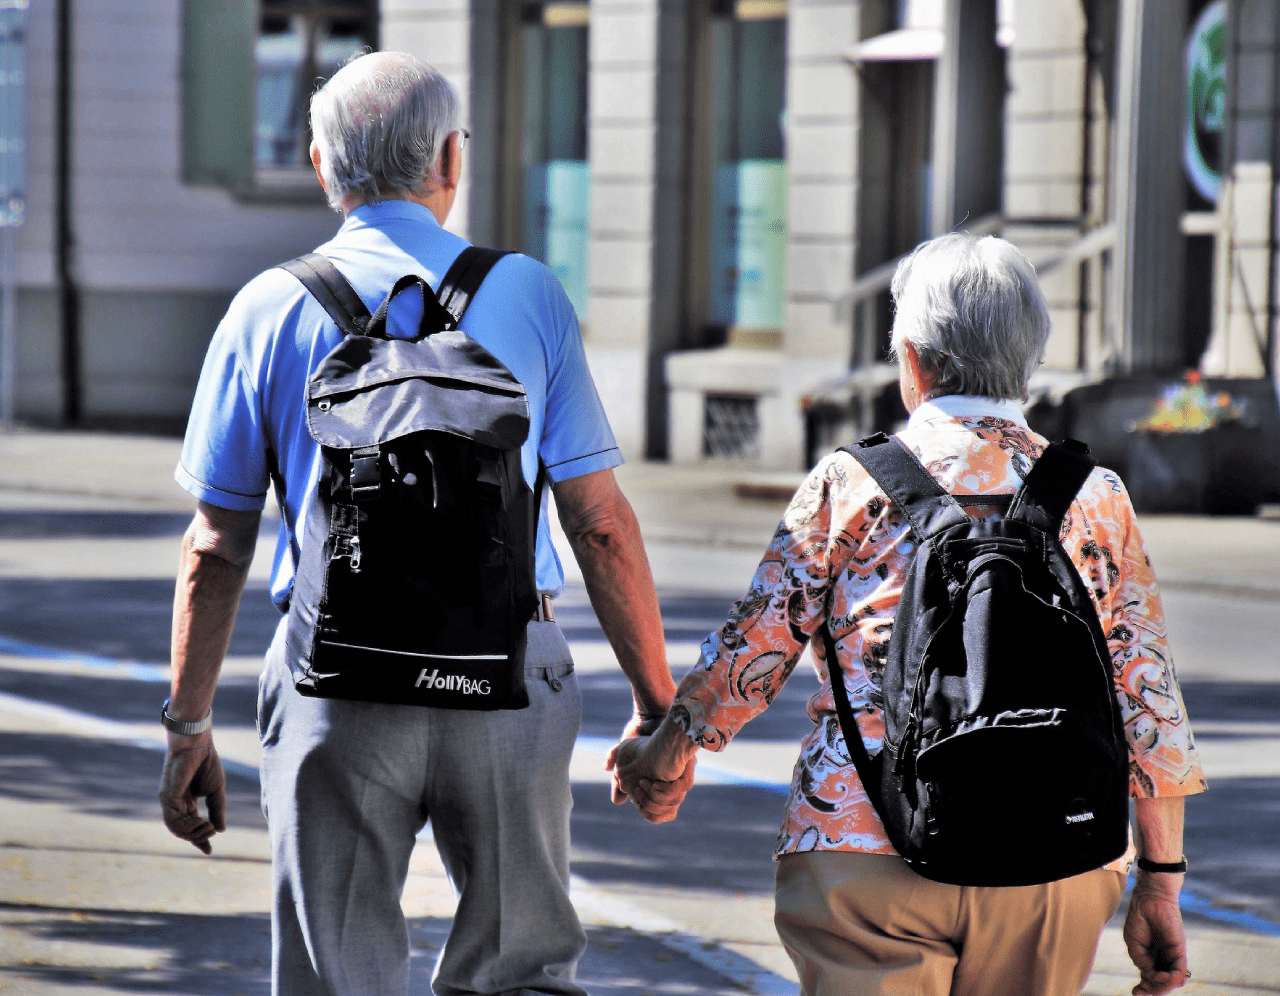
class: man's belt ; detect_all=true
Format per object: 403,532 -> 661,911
532,593 -> 556,623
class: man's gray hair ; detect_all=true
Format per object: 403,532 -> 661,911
310,51 -> 460,211
890,233 -> 1051,400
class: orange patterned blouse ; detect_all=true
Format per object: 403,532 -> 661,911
671,396 -> 1207,863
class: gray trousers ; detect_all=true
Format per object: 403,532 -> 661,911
258,618 -> 587,996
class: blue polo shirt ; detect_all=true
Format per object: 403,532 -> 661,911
177,200 -> 622,606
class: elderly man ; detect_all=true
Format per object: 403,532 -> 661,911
613,234 -> 1205,996
158,52 -> 681,996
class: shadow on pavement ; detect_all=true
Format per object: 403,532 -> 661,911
571,783 -> 783,896
0,511 -> 196,539
0,580 -> 284,664
0,732 -> 266,830
0,904 -> 272,995
0,906 -> 741,996
0,666 -> 260,727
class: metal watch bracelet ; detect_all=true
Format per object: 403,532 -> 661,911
160,698 -> 212,736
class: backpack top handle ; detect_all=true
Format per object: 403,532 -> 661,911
277,245 -> 513,342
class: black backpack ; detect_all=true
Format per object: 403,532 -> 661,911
274,247 -> 540,710
821,432 -> 1129,886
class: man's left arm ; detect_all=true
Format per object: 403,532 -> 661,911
552,469 -> 683,798
553,469 -> 675,725
158,501 -> 261,854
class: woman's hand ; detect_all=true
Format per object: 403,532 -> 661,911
606,720 -> 698,823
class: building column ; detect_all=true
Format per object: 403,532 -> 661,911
1204,162 -> 1273,376
1111,0 -> 1187,373
931,0 -> 1003,237
773,0 -> 859,466
1001,2 -> 1090,372
783,0 -> 857,366
584,0 -> 663,461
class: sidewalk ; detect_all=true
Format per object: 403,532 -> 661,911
1,427 -> 1279,996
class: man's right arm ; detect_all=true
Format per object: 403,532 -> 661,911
158,501 -> 260,854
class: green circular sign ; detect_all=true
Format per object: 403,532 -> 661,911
1184,1 -> 1226,204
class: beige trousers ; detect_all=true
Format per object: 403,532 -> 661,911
774,851 -> 1126,996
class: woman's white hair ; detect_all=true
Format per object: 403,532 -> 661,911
890,233 -> 1051,401
310,51 -> 460,211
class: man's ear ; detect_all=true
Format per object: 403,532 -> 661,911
310,142 -> 327,194
442,130 -> 462,191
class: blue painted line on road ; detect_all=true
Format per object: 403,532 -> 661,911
1124,872 -> 1280,937
0,635 -> 168,682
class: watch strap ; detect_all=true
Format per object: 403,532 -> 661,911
1135,855 -> 1188,874
161,698 -> 212,736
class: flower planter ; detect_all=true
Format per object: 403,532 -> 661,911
1126,423 -> 1264,515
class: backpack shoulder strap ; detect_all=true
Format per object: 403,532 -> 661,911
436,247 -> 512,327
845,433 -> 969,539
276,253 -> 372,338
1007,438 -> 1096,533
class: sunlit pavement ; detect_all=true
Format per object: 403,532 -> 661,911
1,428 -> 1278,994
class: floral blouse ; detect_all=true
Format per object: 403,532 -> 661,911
671,396 -> 1207,863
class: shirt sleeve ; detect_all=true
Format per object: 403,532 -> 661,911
672,457 -> 845,750
1076,473 -> 1207,799
174,307 -> 271,512
536,269 -> 623,483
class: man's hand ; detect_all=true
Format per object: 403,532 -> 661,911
158,731 -> 227,854
1123,873 -> 1190,995
607,736 -> 696,823
606,710 -> 700,823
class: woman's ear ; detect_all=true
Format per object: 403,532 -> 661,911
310,142 -> 327,193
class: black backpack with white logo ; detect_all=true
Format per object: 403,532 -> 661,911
821,432 -> 1129,886
274,247 -> 540,710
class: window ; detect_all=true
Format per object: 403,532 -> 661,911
255,1 -> 376,175
182,0 -> 378,196
703,394 -> 760,459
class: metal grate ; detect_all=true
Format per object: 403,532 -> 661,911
703,394 -> 760,460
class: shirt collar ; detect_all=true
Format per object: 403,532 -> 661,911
340,199 -> 442,233
907,395 -> 1029,429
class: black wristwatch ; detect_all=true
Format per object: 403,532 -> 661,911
1135,855 -> 1188,874
161,698 -> 212,736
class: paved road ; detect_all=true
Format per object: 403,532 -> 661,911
1,432 -> 1278,995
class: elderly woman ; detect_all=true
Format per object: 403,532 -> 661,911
611,234 -> 1205,996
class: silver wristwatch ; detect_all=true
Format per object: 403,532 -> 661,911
160,698 -> 212,735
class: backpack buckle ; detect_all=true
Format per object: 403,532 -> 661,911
349,445 -> 381,501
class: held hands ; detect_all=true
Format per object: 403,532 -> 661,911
1123,872 -> 1192,996
158,730 -> 227,854
605,715 -> 697,823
